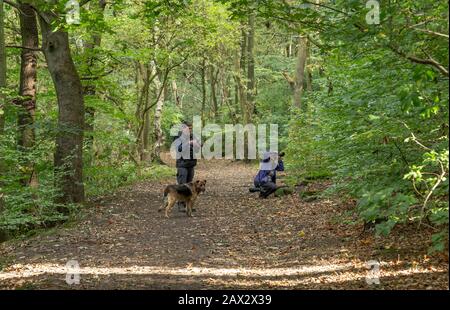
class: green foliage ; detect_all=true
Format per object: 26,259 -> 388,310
85,163 -> 175,196
286,33 -> 448,251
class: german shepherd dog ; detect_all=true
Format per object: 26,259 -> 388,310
159,180 -> 207,218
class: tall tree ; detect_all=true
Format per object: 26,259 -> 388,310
0,0 -> 6,213
0,0 -> 5,134
38,9 -> 85,204
17,2 -> 38,188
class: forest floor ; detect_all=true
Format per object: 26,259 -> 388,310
0,155 -> 448,289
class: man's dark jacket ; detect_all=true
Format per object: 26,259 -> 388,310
174,133 -> 199,168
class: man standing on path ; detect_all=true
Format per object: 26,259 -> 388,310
173,121 -> 201,211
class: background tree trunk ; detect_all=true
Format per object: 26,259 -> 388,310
138,63 -> 150,162
293,35 -> 307,109
233,50 -> 240,112
246,13 -> 255,120
17,3 -> 38,188
201,57 -> 206,124
82,0 -> 107,159
152,64 -> 165,163
172,79 -> 180,108
39,15 -> 85,204
305,38 -> 313,92
0,0 -> 5,134
210,65 -> 218,121
238,26 -> 248,123
142,97 -> 151,162
0,0 -> 6,213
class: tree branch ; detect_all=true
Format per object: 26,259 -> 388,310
389,45 -> 449,77
412,28 -> 449,39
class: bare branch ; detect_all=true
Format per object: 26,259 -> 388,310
412,27 -> 449,39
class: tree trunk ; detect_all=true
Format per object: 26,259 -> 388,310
238,26 -> 248,124
0,0 -> 5,134
17,3 -> 38,188
39,15 -> 85,204
142,99 -> 151,162
0,0 -> 5,136
152,64 -> 165,163
306,69 -> 313,92
138,63 -> 151,162
0,0 -> 6,213
82,0 -> 106,159
210,65 -> 218,121
305,38 -> 313,92
220,68 -> 230,107
172,79 -> 180,108
293,35 -> 307,109
246,13 -> 255,120
222,71 -> 237,124
286,42 -> 293,57
201,57 -> 206,124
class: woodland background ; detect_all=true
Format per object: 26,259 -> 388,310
0,0 -> 448,253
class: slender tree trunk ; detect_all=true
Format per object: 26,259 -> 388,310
222,70 -> 237,124
172,79 -> 180,108
286,41 -> 293,57
327,76 -> 333,95
246,13 -> 255,120
305,39 -> 313,92
238,26 -> 248,123
201,57 -> 206,124
82,0 -> 107,158
293,35 -> 307,109
17,3 -> 38,188
306,69 -> 313,92
210,65 -> 218,121
152,64 -> 165,163
233,51 -> 240,109
142,94 -> 151,162
134,62 -> 143,124
39,15 -> 85,204
138,63 -> 151,162
220,68 -> 229,107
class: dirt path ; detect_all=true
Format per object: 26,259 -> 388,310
0,156 -> 448,289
